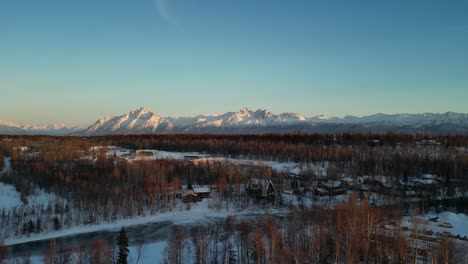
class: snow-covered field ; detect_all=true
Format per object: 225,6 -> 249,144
124,149 -> 328,176
403,212 -> 468,238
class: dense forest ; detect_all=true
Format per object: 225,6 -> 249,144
0,134 -> 467,263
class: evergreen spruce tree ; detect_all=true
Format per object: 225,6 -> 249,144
117,226 -> 129,264
52,216 -> 60,231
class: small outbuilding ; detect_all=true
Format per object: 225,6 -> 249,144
193,187 -> 211,198
182,190 -> 200,203
136,149 -> 159,157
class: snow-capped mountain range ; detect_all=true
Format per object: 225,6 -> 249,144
0,120 -> 81,135
1,107 -> 468,135
78,107 -> 468,135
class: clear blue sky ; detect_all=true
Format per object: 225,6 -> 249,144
1,0 -> 467,126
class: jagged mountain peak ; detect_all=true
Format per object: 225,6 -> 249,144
253,109 -> 274,119
77,109 -> 468,135
3,109 -> 468,136
235,107 -> 253,118
82,108 -> 172,135
128,107 -> 154,116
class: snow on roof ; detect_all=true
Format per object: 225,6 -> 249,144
315,187 -> 328,194
13,146 -> 29,152
289,167 -> 302,175
182,190 -> 195,196
373,176 -> 393,188
322,180 -> 343,188
88,146 -> 107,151
422,174 -> 437,180
193,187 -> 210,193
417,179 -> 438,185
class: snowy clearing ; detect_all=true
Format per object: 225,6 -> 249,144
402,212 -> 468,238
0,182 -> 22,211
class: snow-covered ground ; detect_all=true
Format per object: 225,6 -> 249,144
3,198 -> 285,246
15,236 -> 168,264
122,149 -> 328,176
3,153 -> 466,263
1,156 -> 60,213
0,183 -> 63,215
0,156 -> 11,174
0,182 -> 22,211
128,241 -> 166,264
21,238 -> 169,264
4,197 -> 291,264
402,212 -> 468,238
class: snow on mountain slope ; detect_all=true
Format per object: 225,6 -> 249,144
79,107 -> 468,135
325,112 -> 468,126
171,108 -> 308,129
0,121 -> 24,134
3,108 -> 468,136
82,107 -> 174,135
82,107 -> 309,135
0,120 -> 81,135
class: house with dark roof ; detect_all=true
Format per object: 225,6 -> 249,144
316,180 -> 347,196
245,178 -> 276,199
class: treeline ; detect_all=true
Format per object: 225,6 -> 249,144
1,133 -> 467,160
85,134 -> 468,163
84,133 -> 468,148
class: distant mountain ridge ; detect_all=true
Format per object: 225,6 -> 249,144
83,107 -> 174,135
2,108 -> 468,135
78,107 -> 468,136
0,120 -> 81,135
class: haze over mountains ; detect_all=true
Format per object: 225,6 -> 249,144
0,120 -> 81,136
1,107 -> 468,135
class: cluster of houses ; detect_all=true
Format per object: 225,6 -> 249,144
177,172 -> 447,204
290,173 -> 446,198
86,146 -> 215,162
12,146 -> 39,159
416,140 -> 441,147
179,178 -> 277,204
